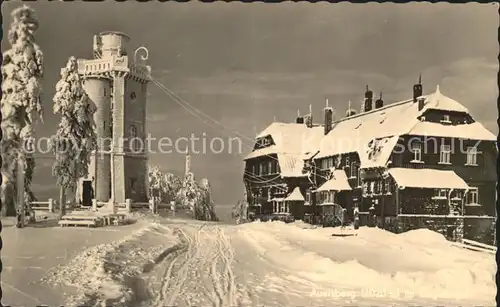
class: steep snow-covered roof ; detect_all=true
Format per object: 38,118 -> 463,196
422,85 -> 469,114
278,153 -> 308,178
317,170 -> 352,192
284,187 -> 305,201
388,168 -> 470,190
245,122 -> 324,177
316,86 -> 495,167
408,122 -> 495,141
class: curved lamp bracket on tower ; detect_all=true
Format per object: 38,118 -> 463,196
134,46 -> 149,63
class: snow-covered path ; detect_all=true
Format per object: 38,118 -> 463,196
135,220 -> 494,307
144,224 -> 238,307
11,217 -> 493,307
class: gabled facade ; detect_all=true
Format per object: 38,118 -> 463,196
243,115 -> 323,219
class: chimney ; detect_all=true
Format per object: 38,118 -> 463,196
304,104 -> 313,128
324,98 -> 333,135
345,100 -> 357,117
413,74 -> 423,103
296,109 -> 304,124
418,96 -> 425,111
363,85 -> 373,112
375,92 -> 384,109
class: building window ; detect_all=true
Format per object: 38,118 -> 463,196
104,88 -> 107,96
350,162 -> 357,178
357,168 -> 362,187
321,191 -> 334,204
411,142 -> 422,162
467,187 -> 479,204
435,189 -> 447,199
259,163 -> 264,176
466,147 -> 478,166
305,189 -> 311,205
130,92 -> 137,102
321,159 -> 328,170
439,145 -> 451,164
441,114 -> 451,123
384,178 -> 391,194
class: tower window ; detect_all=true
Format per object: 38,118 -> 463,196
129,125 -> 137,138
130,92 -> 137,101
104,88 -> 106,96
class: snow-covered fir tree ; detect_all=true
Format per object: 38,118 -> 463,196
196,178 -> 218,221
1,5 -> 44,216
51,56 -> 97,218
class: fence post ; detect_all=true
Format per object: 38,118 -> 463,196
170,201 -> 175,217
48,198 -> 54,212
125,199 -> 132,213
92,199 -> 98,212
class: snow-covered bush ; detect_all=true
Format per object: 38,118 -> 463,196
232,199 -> 249,224
51,56 -> 97,218
148,165 -> 181,204
176,171 -> 199,212
196,178 -> 218,221
1,5 -> 44,216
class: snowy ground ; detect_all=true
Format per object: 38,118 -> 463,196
2,216 -> 495,307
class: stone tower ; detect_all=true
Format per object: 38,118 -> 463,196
76,31 -> 151,205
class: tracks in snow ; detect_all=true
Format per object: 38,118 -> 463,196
149,223 -> 238,307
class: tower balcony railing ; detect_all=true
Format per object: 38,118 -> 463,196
77,55 -> 130,76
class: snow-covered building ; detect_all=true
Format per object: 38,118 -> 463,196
243,112 -> 324,219
75,32 -> 151,205
244,79 -> 496,243
311,81 -> 496,243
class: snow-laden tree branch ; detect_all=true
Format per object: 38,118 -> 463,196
196,178 -> 218,222
1,5 -> 44,216
148,165 -> 182,204
51,56 -> 97,218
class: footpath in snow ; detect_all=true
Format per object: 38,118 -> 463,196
28,218 -> 496,307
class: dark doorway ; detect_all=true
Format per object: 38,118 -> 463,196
82,180 -> 93,206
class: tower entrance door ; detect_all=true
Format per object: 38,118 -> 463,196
82,180 -> 93,207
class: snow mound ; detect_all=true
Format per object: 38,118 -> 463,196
398,228 -> 448,244
42,222 -> 181,306
237,221 -> 495,304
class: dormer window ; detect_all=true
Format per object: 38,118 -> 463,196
441,114 -> 451,124
466,146 -> 478,166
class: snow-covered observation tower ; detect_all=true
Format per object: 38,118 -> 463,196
75,31 -> 151,206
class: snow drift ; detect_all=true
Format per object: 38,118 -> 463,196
43,222 -> 182,307
236,221 -> 494,304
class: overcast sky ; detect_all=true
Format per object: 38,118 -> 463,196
2,1 -> 498,207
